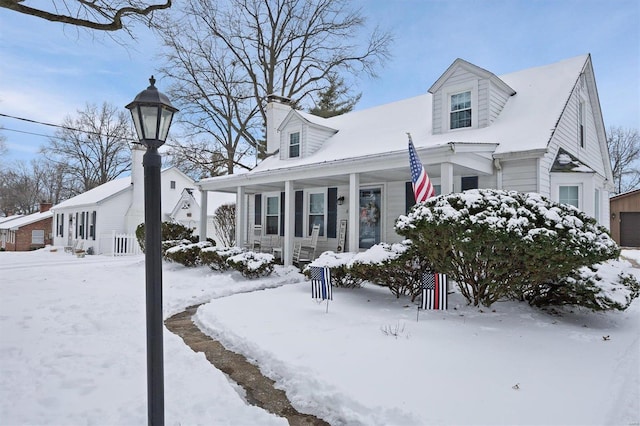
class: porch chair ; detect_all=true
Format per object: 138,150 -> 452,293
64,240 -> 78,253
74,241 -> 86,258
246,225 -> 263,251
293,223 -> 320,267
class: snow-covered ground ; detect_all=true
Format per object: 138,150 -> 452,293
1,248 -> 639,425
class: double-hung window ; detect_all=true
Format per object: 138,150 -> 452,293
559,185 -> 579,208
289,132 -> 300,158
450,91 -> 472,129
265,196 -> 279,235
308,192 -> 325,236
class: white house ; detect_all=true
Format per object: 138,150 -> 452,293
51,145 -> 202,255
196,54 -> 614,266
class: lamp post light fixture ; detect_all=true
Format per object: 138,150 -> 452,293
126,76 -> 178,426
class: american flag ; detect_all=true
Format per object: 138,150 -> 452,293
421,272 -> 447,310
310,266 -> 332,301
408,134 -> 435,202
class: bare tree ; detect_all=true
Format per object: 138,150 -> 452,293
608,126 -> 640,194
212,203 -> 235,247
158,0 -> 392,171
0,0 -> 172,33
42,102 -> 134,193
166,138 -> 229,180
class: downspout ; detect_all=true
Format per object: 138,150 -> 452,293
493,158 -> 502,190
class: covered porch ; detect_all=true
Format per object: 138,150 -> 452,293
196,142 -> 497,266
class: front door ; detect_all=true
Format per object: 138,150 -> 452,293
359,188 -> 381,249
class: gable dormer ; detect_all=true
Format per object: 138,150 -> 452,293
428,58 -> 516,135
277,110 -> 338,160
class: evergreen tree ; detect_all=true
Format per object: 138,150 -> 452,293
309,74 -> 362,118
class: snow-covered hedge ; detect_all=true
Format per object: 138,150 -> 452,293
306,242 -> 430,300
305,251 -> 363,288
200,246 -> 245,271
226,251 -> 275,278
164,241 -> 214,266
395,189 -> 635,310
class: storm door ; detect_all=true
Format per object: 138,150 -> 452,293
359,188 -> 381,249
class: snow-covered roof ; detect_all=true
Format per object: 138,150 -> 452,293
0,211 -> 52,230
0,214 -> 23,225
53,177 -> 131,210
253,54 -> 587,172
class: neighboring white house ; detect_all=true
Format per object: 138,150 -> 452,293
196,54 -> 614,267
51,145 -> 210,255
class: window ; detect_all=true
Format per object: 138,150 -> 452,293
450,91 -> 472,129
79,212 -> 85,238
90,211 -> 96,240
559,185 -> 579,208
265,196 -> 280,235
31,230 -> 45,245
578,101 -> 585,148
289,132 -> 300,158
170,180 -> 176,189
308,192 -> 325,236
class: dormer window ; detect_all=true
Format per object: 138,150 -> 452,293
289,132 -> 300,158
450,91 -> 472,129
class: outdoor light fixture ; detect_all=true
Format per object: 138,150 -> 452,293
337,196 -> 345,205
126,76 -> 178,426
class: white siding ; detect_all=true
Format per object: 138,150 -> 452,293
501,159 -> 539,193
488,80 -> 511,125
384,181 -> 407,244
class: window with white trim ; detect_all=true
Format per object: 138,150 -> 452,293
32,229 -> 45,245
265,196 -> 280,235
289,132 -> 300,158
308,192 -> 325,236
559,185 -> 579,208
450,91 -> 472,129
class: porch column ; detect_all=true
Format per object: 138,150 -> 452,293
235,186 -> 246,247
283,180 -> 294,266
199,189 -> 208,242
440,162 -> 454,194
348,173 -> 359,252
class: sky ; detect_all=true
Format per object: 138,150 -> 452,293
0,0 -> 639,164
1,246 -> 639,424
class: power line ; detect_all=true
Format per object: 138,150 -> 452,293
0,112 -> 183,151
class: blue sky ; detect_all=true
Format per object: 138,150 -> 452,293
1,0 -> 639,164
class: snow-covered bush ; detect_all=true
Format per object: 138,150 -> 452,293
305,251 -> 363,288
348,242 -> 429,301
136,222 -> 199,253
164,241 -> 213,267
200,246 -> 245,272
226,251 -> 275,278
396,189 -> 627,309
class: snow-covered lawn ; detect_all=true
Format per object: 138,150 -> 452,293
1,248 -> 639,425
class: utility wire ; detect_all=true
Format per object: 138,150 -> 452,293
0,112 -> 184,150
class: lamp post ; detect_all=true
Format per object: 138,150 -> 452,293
126,76 -> 178,426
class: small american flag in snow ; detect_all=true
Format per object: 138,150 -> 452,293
408,134 -> 435,202
421,272 -> 447,310
310,266 -> 332,301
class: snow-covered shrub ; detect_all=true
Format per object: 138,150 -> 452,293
348,242 -> 429,301
305,251 -> 363,288
396,189 -> 624,309
200,246 -> 245,272
136,222 -> 199,253
226,251 -> 275,278
164,241 -> 213,267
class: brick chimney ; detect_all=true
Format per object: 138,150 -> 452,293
39,202 -> 53,213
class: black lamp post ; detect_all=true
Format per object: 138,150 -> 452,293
126,76 -> 178,426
